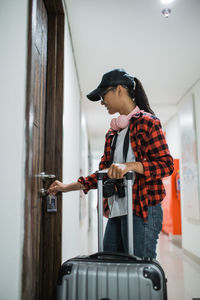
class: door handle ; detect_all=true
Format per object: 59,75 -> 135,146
35,172 -> 56,180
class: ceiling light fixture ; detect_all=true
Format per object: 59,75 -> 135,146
161,0 -> 174,4
161,8 -> 172,18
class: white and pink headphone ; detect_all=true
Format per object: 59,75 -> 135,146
110,106 -> 143,131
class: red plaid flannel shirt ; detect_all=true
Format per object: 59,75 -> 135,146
78,112 -> 174,222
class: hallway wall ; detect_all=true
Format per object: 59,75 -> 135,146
179,79 -> 200,260
164,78 -> 200,260
62,3 -> 90,262
0,1 -> 28,299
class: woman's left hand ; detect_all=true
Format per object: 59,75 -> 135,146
107,162 -> 144,179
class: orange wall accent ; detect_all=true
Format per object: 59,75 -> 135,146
162,159 -> 182,235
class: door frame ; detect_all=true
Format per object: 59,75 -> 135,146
23,0 -> 64,299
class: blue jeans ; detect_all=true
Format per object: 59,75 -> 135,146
103,203 -> 163,258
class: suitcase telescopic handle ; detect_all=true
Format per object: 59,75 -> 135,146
89,251 -> 138,261
97,170 -> 134,256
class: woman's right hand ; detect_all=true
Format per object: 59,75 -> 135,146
48,180 -> 67,195
48,180 -> 85,195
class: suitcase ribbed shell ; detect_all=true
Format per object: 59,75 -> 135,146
57,257 -> 167,300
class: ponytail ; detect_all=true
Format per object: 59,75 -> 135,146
126,78 -> 155,115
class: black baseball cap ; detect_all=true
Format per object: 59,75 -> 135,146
87,68 -> 135,101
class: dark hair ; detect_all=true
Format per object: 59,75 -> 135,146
126,78 -> 155,115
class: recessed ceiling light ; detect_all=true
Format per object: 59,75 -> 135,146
161,8 -> 172,18
161,0 -> 174,4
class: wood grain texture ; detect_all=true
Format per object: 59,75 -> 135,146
44,0 -> 64,14
23,0 -> 64,299
42,12 -> 64,300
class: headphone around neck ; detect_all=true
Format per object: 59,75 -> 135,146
110,106 -> 142,131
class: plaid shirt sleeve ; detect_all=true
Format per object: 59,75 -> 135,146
142,118 -> 174,182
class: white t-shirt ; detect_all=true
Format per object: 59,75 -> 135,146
108,127 -> 136,218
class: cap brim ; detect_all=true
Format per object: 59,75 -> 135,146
86,87 -> 105,101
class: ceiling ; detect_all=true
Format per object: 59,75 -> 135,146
65,0 -> 200,151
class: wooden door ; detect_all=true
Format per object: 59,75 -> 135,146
23,0 -> 64,299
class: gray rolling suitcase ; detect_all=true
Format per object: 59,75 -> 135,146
57,171 -> 167,300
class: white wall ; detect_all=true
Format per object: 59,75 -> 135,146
0,1 -> 28,299
79,109 -> 90,253
164,79 -> 200,259
62,4 -> 89,261
180,80 -> 200,259
164,115 -> 181,159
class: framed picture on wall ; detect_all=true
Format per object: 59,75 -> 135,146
178,94 -> 200,220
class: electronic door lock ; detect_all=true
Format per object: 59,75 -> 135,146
39,189 -> 57,212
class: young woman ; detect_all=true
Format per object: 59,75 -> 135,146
48,68 -> 174,258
